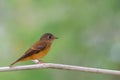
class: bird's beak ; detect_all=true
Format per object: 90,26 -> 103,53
55,37 -> 58,39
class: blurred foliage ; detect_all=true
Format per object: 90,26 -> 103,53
0,0 -> 120,80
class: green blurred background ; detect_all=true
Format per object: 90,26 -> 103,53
0,0 -> 120,80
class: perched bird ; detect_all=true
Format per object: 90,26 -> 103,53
10,33 -> 57,66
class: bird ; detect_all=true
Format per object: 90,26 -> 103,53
10,33 -> 58,67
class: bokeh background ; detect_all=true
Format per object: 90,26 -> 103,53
0,0 -> 120,80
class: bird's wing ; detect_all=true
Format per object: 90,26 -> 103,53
17,42 -> 47,61
10,42 -> 47,66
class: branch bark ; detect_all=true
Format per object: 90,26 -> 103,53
0,63 -> 120,76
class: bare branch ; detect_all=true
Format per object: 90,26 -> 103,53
0,63 -> 120,76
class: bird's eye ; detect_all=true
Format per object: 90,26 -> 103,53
48,35 -> 52,39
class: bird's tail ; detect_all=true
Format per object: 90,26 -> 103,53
9,54 -> 29,67
9,60 -> 19,67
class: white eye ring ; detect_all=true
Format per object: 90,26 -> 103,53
48,35 -> 52,39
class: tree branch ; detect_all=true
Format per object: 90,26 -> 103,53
0,63 -> 120,76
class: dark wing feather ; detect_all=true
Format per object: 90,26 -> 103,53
10,42 -> 47,66
16,42 -> 47,61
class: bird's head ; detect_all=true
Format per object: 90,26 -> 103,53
40,33 -> 58,43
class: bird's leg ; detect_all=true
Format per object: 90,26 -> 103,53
38,60 -> 44,63
32,59 -> 44,64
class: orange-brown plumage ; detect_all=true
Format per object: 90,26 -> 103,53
10,33 -> 57,66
